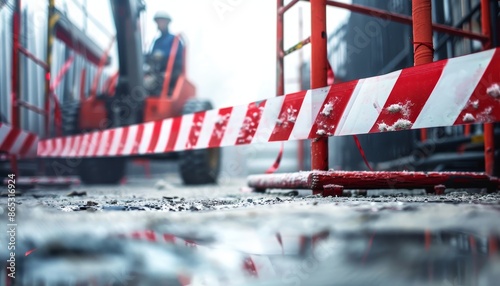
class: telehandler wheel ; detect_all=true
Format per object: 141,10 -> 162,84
59,101 -> 126,185
178,99 -> 221,185
78,157 -> 127,185
43,102 -> 80,177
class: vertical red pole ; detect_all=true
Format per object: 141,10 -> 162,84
297,7 -> 305,170
413,0 -> 434,142
310,0 -> 328,171
10,0 -> 21,177
277,0 -> 284,96
80,68 -> 87,101
11,0 -> 21,128
44,0 -> 57,138
464,125 -> 471,136
481,0 -> 494,175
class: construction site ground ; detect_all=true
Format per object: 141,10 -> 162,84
1,161 -> 500,285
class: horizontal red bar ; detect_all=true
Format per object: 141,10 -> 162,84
279,0 -> 301,15
17,100 -> 47,115
17,45 -> 49,70
300,0 -> 489,43
248,171 -> 499,191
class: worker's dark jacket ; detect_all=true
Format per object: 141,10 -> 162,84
151,32 -> 184,74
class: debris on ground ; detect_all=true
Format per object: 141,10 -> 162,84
67,190 -> 87,197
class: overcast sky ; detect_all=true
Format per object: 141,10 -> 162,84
67,0 -> 351,108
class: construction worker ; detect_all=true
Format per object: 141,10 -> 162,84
144,11 -> 184,96
144,11 -> 184,95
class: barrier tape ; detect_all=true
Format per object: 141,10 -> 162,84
38,48 -> 500,158
0,123 -> 38,158
2,176 -> 80,186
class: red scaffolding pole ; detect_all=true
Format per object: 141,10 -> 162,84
298,7 -> 305,171
11,0 -> 21,129
481,0 -> 495,175
276,0 -> 284,96
310,0 -> 329,171
9,0 -> 22,176
44,0 -> 57,138
412,0 -> 434,141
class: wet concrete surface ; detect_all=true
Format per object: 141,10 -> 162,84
1,171 -> 500,285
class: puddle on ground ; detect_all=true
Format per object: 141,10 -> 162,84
2,205 -> 500,286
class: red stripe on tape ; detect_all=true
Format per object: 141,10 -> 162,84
116,127 -> 130,156
78,134 -> 91,157
370,60 -> 447,133
187,111 -> 206,149
236,102 -> 266,145
132,124 -> 145,155
103,130 -> 115,156
0,129 -> 21,153
455,50 -> 500,125
19,133 -> 37,157
269,91 -> 306,142
311,81 -> 358,138
73,135 -> 83,157
209,107 -> 232,148
166,117 -> 182,152
63,136 -> 73,157
81,133 -> 95,156
147,121 -> 164,153
90,132 -> 103,157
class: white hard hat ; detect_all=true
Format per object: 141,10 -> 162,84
154,11 -> 171,21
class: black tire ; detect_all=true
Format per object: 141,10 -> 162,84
78,157 -> 126,185
44,102 -> 81,177
178,99 -> 221,185
57,101 -> 126,185
61,101 -> 81,136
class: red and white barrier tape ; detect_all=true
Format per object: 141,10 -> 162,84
2,176 -> 80,186
38,48 -> 500,158
0,123 -> 38,158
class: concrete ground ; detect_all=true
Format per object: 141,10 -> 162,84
1,161 -> 500,285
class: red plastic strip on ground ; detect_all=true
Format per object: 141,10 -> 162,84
352,135 -> 373,171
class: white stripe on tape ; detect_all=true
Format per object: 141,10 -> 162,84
108,128 -> 124,156
252,97 -> 284,144
221,104 -> 248,147
139,122 -> 155,154
122,125 -> 138,155
291,87 -> 330,139
196,109 -> 219,150
85,133 -> 99,157
413,49 -> 495,129
174,113 -> 194,151
10,132 -> 28,155
336,70 -> 401,136
0,125 -> 10,146
154,119 -> 173,153
96,130 -> 110,156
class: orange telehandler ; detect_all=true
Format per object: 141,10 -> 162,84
53,0 -> 221,185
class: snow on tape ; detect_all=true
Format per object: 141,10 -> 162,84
0,123 -> 38,158
38,48 -> 500,158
